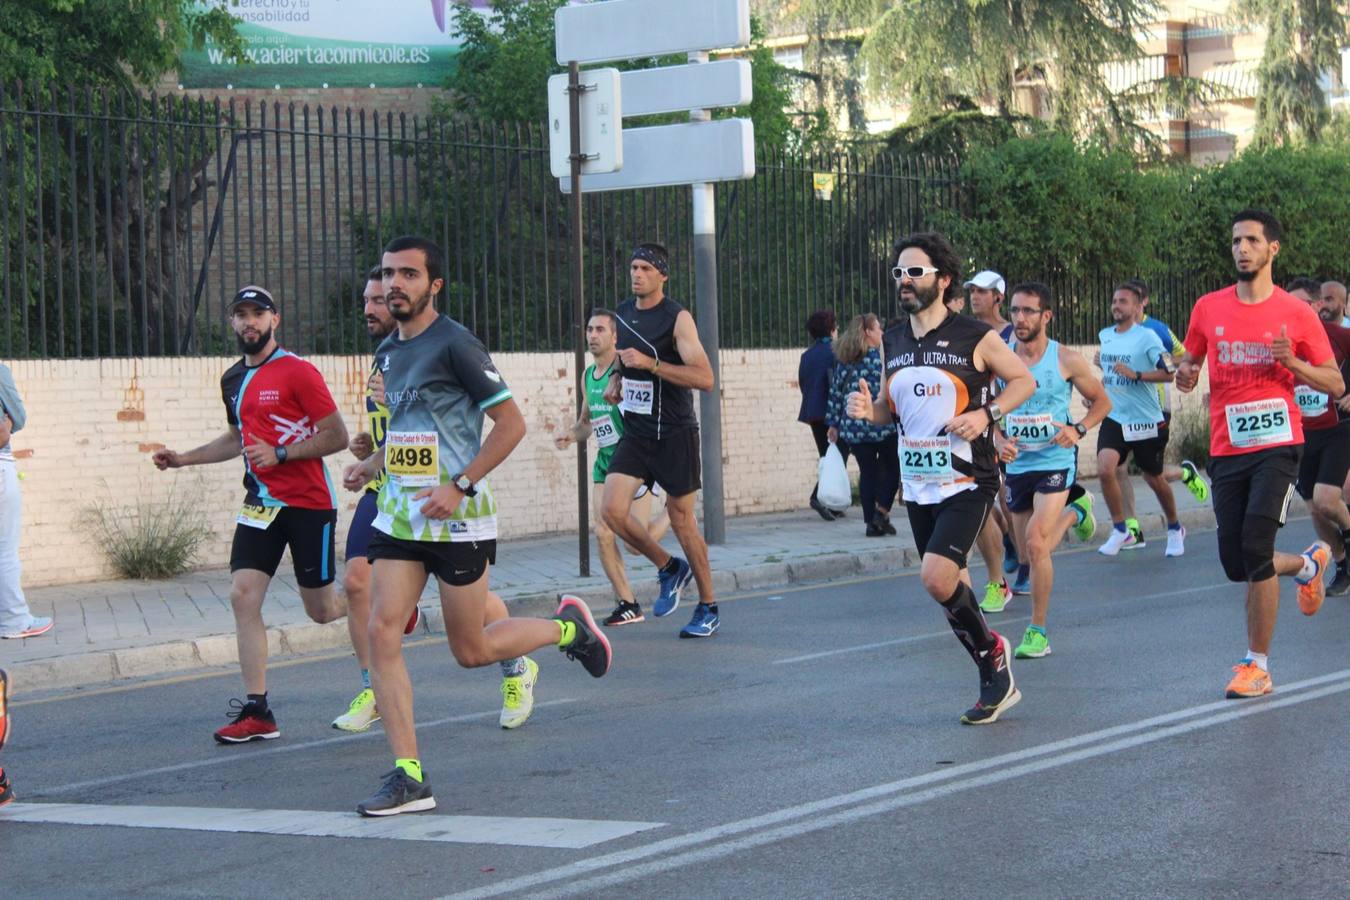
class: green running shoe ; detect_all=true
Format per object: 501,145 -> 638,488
1070,491 -> 1096,542
1014,626 -> 1051,658
1180,460 -> 1210,502
980,580 -> 1011,613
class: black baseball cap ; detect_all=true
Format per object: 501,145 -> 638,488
229,285 -> 277,312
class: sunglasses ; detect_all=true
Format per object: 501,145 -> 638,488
891,265 -> 940,280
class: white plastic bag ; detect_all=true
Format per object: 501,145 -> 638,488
817,443 -> 851,511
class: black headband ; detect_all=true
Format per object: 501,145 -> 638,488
631,247 -> 669,277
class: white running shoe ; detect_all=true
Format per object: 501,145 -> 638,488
332,688 -> 380,732
1165,526 -> 1186,557
1098,528 -> 1132,556
499,657 -> 538,730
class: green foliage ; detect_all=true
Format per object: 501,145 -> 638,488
1170,407 -> 1212,469
88,482 -> 212,580
445,0 -> 568,123
1235,0 -> 1348,146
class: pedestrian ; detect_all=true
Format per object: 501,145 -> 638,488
0,362 -> 50,641
826,314 -> 898,536
798,309 -> 842,521
0,667 -> 12,805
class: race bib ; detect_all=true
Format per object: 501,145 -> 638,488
620,378 -> 654,416
900,436 -> 955,485
1225,398 -> 1293,449
1004,412 -> 1056,451
386,431 -> 440,487
236,503 -> 280,530
1294,385 -> 1329,418
1122,420 -> 1159,441
592,417 -> 620,448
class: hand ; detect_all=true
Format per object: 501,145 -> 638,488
617,347 -> 656,371
243,433 -> 281,469
1112,361 -> 1137,381
846,378 -> 873,419
1175,360 -> 1199,392
1337,393 -> 1350,413
1271,324 -> 1293,366
349,432 -> 374,460
945,409 -> 990,443
342,460 -> 372,492
997,434 -> 1020,463
554,432 -> 574,450
367,370 -> 386,406
413,483 -> 464,520
152,448 -> 182,470
1050,421 -> 1079,448
603,376 -> 622,405
827,426 -> 839,443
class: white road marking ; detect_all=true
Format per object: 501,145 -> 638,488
441,668 -> 1350,899
35,699 -> 579,799
0,804 -> 664,849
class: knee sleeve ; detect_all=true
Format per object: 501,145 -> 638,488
1239,516 -> 1281,582
1216,526 -> 1248,583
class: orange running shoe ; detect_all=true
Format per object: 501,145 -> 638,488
1296,542 -> 1331,616
0,667 -> 10,751
1225,661 -> 1273,699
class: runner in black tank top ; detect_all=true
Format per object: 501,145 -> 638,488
597,243 -> 721,640
848,232 -> 1036,725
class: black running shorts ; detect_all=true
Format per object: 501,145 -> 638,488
607,427 -> 701,497
1004,469 -> 1073,513
367,531 -> 496,587
1209,446 -> 1299,583
230,504 -> 337,588
906,487 -> 994,569
1296,421 -> 1350,500
1097,417 -> 1168,476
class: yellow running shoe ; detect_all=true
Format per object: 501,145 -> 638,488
499,657 -> 539,730
979,580 -> 1011,613
1225,661 -> 1273,699
1180,460 -> 1210,502
332,688 -> 380,733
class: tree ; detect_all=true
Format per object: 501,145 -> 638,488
1235,0 -> 1348,145
444,0 -> 568,123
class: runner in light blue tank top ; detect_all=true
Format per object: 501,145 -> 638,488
1003,338 -> 1076,477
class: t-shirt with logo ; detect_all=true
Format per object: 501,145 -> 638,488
221,347 -> 339,510
1100,323 -> 1166,435
1139,314 -> 1184,414
585,359 -> 622,483
373,315 -> 512,543
362,357 -> 389,494
1183,285 -> 1333,457
1296,320 -> 1350,430
882,312 -> 999,505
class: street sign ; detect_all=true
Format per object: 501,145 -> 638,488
547,67 -> 622,178
555,0 -> 750,65
559,119 -> 754,194
620,60 -> 751,118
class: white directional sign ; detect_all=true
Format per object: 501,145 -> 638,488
556,0 -> 751,65
547,67 -> 622,179
560,119 -> 754,194
620,60 -> 751,118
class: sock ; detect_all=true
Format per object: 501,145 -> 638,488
660,557 -> 680,576
1016,563 -> 1030,581
1113,521 -> 1127,533
395,758 -> 423,782
500,656 -> 528,678
556,619 -> 577,647
1244,651 -> 1269,672
247,692 -> 268,711
360,668 -> 371,689
1071,504 -> 1086,527
940,582 -> 997,662
1126,517 -> 1140,532
1028,624 -> 1047,637
1167,521 -> 1181,532
1296,552 -> 1320,583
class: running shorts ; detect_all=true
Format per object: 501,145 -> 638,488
607,428 -> 701,497
1004,468 -> 1073,513
230,505 -> 337,588
906,487 -> 994,569
367,532 -> 496,588
1209,446 -> 1299,583
344,490 -> 380,561
1097,417 -> 1168,476
1296,421 -> 1350,500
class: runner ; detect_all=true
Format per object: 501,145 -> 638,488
343,236 -> 610,816
0,667 -> 12,805
153,285 -> 350,743
600,243 -> 719,639
988,282 -> 1112,659
1175,209 -> 1342,699
848,232 -> 1035,724
1095,282 -> 1208,557
555,308 -> 671,626
1319,279 -> 1350,327
1285,277 -> 1350,597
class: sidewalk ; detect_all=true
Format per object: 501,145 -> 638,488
2,479 -> 1231,693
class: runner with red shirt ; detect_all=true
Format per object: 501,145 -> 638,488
1176,211 -> 1344,699
154,286 -> 351,742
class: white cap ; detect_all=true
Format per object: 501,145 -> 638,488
963,270 -> 1005,294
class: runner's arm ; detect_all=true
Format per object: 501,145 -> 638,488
1174,351 -> 1202,393
343,446 -> 384,492
168,427 -> 243,467
557,404 -> 592,448
1284,356 -> 1343,396
266,410 -> 349,461
617,310 -> 714,392
460,397 -> 526,484
976,331 -> 1035,416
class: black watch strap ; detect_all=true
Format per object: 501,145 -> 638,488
274,444 -> 288,464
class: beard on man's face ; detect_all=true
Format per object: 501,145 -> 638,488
236,326 -> 273,355
388,289 -> 433,322
899,280 -> 940,315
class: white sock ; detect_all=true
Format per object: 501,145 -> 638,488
1245,651 -> 1269,672
1295,552 -> 1319,583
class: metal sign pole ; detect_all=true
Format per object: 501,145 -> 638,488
568,60 -> 591,577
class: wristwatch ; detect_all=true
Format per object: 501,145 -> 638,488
274,445 -> 288,464
984,401 -> 1003,424
452,473 -> 478,497
1073,422 -> 1088,438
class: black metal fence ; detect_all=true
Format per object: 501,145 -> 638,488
0,83 -> 1202,359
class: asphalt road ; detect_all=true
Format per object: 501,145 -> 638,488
4,520 -> 1348,899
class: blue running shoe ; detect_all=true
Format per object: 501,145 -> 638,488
1002,531 -> 1019,575
679,603 -> 719,638
1011,565 -> 1031,596
654,557 -> 692,617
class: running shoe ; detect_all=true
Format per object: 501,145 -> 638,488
602,600 -> 645,627
555,595 -> 612,678
1097,528 -> 1133,556
879,513 -> 897,536
1165,526 -> 1186,558
0,667 -> 10,752
213,699 -> 280,744
1296,541 -> 1331,616
404,605 -> 421,636
332,688 -> 380,733
499,657 -> 538,730
357,768 -> 436,817
0,768 -> 11,807
1002,531 -> 1019,574
1070,491 -> 1097,542
1123,519 -> 1145,550
1014,627 -> 1051,659
1225,660 -> 1273,699
679,603 -> 720,638
810,494 -> 835,521
1180,460 -> 1210,502
653,557 -> 692,617
0,616 -> 53,640
1328,562 -> 1350,597
961,633 -> 1021,725
1011,567 -> 1031,596
979,580 -> 1011,613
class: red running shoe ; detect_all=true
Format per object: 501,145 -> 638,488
0,667 -> 10,752
213,699 -> 280,744
404,605 -> 421,636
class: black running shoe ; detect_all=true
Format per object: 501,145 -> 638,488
1328,564 -> 1350,597
961,632 -> 1021,725
809,495 -> 835,522
357,768 -> 436,817
602,600 -> 645,627
556,594 -> 612,677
